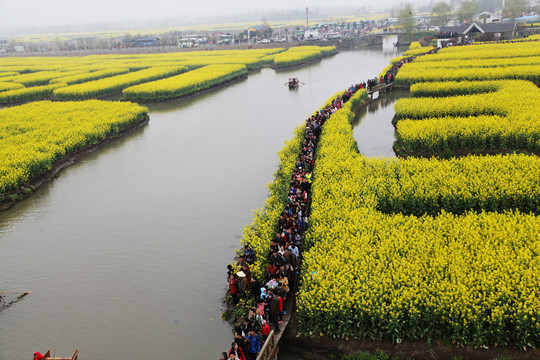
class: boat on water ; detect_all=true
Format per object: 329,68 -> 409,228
288,78 -> 299,88
36,349 -> 78,360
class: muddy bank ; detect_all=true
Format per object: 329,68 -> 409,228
282,310 -> 540,360
0,115 -> 149,212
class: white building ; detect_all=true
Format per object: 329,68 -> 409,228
473,12 -> 503,23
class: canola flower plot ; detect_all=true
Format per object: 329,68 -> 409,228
122,64 -> 247,101
409,80 -> 501,97
0,70 -> 83,87
296,93 -> 540,348
413,40 -> 540,62
273,46 -> 336,68
179,56 -> 266,70
402,46 -> 435,57
0,72 -> 20,78
395,41 -> 540,86
50,67 -> 131,85
0,82 -> 24,92
394,80 -> 540,152
398,56 -> 540,71
53,66 -> 188,100
0,100 -> 147,196
293,39 -> 540,349
0,83 -> 67,104
372,153 -> 540,216
396,64 -> 540,85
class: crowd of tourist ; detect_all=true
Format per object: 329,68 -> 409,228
437,31 -> 460,39
220,45 -> 439,360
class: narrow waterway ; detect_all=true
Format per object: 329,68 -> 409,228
0,39 -> 400,360
352,89 -> 411,158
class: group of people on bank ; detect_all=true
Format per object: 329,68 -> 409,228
220,47 -> 439,360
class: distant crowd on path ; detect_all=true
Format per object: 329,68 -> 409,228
220,46 -> 439,360
437,31 -> 460,39
364,48 -> 439,92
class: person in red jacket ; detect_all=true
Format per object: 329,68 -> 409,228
229,275 -> 239,305
260,319 -> 271,342
229,341 -> 246,360
33,352 -> 45,360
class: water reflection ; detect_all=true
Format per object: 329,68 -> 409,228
352,90 -> 410,158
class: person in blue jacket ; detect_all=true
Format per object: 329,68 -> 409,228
245,329 -> 261,360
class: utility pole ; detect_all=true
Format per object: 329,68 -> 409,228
275,11 -> 281,39
306,7 -> 309,29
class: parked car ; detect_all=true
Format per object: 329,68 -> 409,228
327,32 -> 342,39
428,26 -> 440,31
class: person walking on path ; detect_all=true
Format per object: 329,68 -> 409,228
269,290 -> 281,334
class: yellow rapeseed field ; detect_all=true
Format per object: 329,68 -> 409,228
0,100 -> 147,196
297,92 -> 540,347
295,41 -> 540,348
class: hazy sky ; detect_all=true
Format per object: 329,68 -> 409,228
0,0 -> 378,29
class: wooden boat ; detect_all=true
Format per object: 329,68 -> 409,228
40,349 -> 79,360
288,78 -> 299,88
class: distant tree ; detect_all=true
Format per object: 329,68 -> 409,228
431,2 -> 453,28
262,26 -> 273,39
503,0 -> 526,19
261,18 -> 273,39
398,3 -> 416,42
457,0 -> 477,24
160,32 -> 177,46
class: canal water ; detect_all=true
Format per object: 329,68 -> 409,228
352,89 -> 410,158
0,38 -> 400,360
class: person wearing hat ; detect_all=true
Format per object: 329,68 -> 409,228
237,271 -> 249,295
